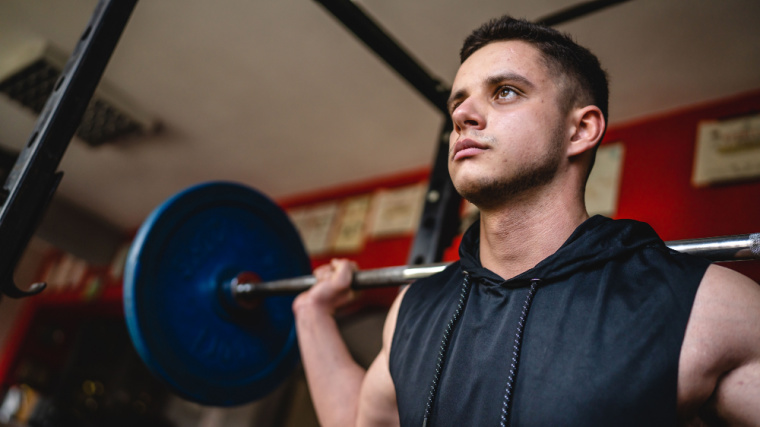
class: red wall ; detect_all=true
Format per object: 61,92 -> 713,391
607,90 -> 760,280
609,90 -> 760,240
281,89 -> 760,307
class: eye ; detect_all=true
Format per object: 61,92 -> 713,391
496,86 -> 517,100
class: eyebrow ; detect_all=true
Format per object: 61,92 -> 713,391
486,72 -> 535,91
447,72 -> 536,113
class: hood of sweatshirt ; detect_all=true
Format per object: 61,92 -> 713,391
459,215 -> 665,288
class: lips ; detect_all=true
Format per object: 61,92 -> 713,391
452,138 -> 488,161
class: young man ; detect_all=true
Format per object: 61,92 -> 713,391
292,16 -> 760,426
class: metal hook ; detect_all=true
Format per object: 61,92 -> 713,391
2,279 -> 47,299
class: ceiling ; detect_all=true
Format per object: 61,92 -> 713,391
1,0 -> 759,232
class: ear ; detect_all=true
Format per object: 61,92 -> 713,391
567,106 -> 605,157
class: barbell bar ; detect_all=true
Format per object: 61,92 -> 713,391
232,233 -> 760,301
231,263 -> 450,299
123,181 -> 760,407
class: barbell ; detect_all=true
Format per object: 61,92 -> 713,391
123,181 -> 760,407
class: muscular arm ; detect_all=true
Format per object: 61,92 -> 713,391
292,259 -> 403,427
678,264 -> 760,426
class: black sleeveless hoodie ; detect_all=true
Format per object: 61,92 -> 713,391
390,216 -> 710,426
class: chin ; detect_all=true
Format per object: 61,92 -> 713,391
454,177 -> 508,211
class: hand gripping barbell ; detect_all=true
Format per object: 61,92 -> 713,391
123,181 -> 760,406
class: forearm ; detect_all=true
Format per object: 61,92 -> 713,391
295,303 -> 366,427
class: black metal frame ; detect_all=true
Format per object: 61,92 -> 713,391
535,0 -> 631,26
0,0 -> 137,298
405,119 -> 462,265
313,0 -> 450,115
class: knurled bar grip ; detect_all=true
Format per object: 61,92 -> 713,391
232,233 -> 760,299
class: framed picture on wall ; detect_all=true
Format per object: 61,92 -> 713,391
367,182 -> 427,238
331,195 -> 371,253
287,202 -> 339,255
585,142 -> 625,217
693,113 -> 760,186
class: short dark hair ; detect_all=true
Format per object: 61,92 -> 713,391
461,15 -> 609,124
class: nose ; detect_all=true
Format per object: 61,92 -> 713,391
451,97 -> 485,134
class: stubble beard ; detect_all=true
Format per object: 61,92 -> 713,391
455,134 -> 565,212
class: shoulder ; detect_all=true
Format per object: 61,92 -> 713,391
359,285 -> 407,426
690,265 -> 760,354
678,264 -> 760,423
384,262 -> 462,349
397,262 -> 463,309
382,285 -> 409,352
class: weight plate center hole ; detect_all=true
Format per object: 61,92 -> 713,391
231,271 -> 264,310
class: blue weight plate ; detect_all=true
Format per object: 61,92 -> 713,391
123,182 -> 310,406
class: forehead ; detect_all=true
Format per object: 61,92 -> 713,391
452,40 -> 551,90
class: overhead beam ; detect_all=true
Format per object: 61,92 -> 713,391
535,0 -> 632,26
314,0 -> 633,114
313,0 -> 450,115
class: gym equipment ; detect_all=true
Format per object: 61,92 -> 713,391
236,232 -> 760,297
124,181 -> 760,406
124,182 -> 310,406
0,0 -> 137,299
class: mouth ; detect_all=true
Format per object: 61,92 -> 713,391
451,138 -> 488,161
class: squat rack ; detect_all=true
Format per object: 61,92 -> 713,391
0,0 -> 658,299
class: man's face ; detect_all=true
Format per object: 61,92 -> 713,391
447,40 -> 570,210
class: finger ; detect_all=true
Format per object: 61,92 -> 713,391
314,262 -> 335,276
330,258 -> 347,270
331,258 -> 358,272
331,259 -> 355,282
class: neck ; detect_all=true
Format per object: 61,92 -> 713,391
476,182 -> 589,280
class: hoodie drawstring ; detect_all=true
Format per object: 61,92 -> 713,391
422,275 -> 542,427
499,278 -> 541,427
422,272 -> 472,427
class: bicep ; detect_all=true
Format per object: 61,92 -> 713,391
709,266 -> 760,425
682,264 -> 760,424
357,349 -> 400,427
356,287 -> 408,427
